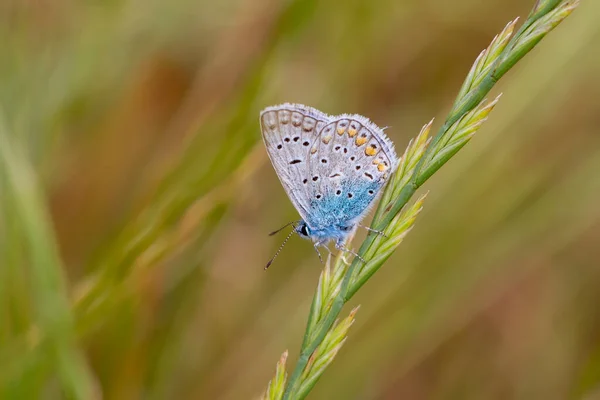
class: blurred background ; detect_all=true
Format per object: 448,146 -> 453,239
1,0 -> 599,399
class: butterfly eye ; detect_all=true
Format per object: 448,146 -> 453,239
300,225 -> 309,236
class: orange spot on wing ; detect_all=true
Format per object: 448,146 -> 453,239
365,145 -> 378,156
355,136 -> 368,146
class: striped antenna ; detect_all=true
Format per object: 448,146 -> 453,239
265,226 -> 296,270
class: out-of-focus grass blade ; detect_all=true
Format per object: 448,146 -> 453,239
0,114 -> 98,399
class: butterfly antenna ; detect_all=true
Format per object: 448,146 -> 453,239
265,227 -> 296,270
268,221 -> 299,236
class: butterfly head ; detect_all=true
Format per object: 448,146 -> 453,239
295,219 -> 355,244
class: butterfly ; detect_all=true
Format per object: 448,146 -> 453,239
260,103 -> 399,268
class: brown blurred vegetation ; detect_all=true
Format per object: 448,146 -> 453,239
1,0 -> 599,399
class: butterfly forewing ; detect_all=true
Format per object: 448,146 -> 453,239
260,104 -> 329,221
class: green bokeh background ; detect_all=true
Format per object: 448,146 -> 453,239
1,0 -> 599,399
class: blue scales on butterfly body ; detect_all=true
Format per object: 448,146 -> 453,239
260,103 -> 399,261
303,179 -> 382,242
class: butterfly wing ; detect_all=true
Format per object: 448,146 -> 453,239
260,104 -> 330,222
304,113 -> 398,232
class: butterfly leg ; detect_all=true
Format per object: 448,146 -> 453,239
359,223 -> 388,238
335,240 -> 366,264
313,243 -> 324,264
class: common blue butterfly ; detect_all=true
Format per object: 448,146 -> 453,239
260,103 -> 398,268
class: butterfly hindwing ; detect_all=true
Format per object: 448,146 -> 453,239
304,114 -> 398,230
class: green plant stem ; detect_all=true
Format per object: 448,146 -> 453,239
282,1 -> 571,397
284,284 -> 346,398
300,289 -> 320,348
